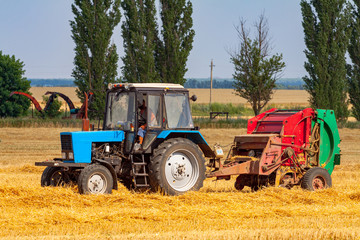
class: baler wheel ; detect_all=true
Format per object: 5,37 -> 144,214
149,138 -> 206,196
301,167 -> 332,191
78,164 -> 113,194
234,175 -> 245,191
41,167 -> 70,187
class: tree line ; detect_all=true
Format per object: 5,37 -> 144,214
3,0 -> 360,121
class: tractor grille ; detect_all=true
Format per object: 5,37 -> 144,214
61,134 -> 73,151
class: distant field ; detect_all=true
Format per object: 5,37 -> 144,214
30,87 -> 82,109
30,87 -> 310,106
0,127 -> 359,239
188,89 -> 310,105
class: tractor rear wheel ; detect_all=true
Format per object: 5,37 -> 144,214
78,164 -> 113,194
41,167 -> 70,187
149,138 -> 206,196
301,167 -> 332,191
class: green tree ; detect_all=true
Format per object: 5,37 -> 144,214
121,0 -> 159,83
42,96 -> 63,119
0,51 -> 31,118
156,0 -> 195,85
70,0 -> 121,119
347,0 -> 360,120
230,14 -> 285,116
301,0 -> 351,120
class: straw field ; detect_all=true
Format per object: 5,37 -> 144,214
0,127 -> 359,239
29,87 -> 310,109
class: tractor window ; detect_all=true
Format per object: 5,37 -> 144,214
105,91 -> 135,130
148,95 -> 161,128
164,93 -> 194,129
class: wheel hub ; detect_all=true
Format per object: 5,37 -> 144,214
165,150 -> 199,192
88,174 -> 106,193
171,163 -> 186,180
312,176 -> 325,190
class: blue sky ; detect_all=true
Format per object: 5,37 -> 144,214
0,0 -> 305,79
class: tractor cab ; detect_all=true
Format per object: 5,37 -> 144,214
104,83 -> 195,154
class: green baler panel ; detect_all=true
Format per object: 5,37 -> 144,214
316,109 -> 341,175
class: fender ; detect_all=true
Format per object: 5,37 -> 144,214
157,130 -> 216,158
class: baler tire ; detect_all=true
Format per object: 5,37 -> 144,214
41,167 -> 70,187
234,175 -> 245,191
301,167 -> 332,191
149,138 -> 206,196
78,164 -> 113,194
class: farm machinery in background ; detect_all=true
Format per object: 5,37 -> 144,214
9,91 -> 93,119
35,83 -> 341,195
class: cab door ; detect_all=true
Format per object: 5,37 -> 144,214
142,94 -> 163,150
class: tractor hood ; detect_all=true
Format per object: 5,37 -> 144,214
60,131 -> 125,163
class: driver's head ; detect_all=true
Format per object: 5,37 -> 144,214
139,99 -> 146,110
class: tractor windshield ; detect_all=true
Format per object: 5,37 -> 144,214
164,93 -> 194,129
105,91 -> 136,130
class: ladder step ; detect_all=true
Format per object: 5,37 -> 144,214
134,173 -> 149,177
132,162 -> 147,166
135,184 -> 150,188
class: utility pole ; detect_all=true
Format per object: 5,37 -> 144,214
209,59 -> 215,112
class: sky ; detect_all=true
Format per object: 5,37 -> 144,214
0,0 -> 305,79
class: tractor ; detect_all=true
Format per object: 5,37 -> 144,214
35,83 -> 341,195
36,83 -> 212,195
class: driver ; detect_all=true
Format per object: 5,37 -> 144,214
136,99 -> 156,148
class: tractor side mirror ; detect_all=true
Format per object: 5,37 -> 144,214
190,95 -> 197,102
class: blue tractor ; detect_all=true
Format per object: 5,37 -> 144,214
36,83 -> 215,195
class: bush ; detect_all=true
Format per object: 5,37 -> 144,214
41,96 -> 63,119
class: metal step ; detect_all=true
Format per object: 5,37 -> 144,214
132,162 -> 147,166
134,173 -> 149,177
130,154 -> 150,188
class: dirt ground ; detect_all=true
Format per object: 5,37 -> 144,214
0,127 -> 359,239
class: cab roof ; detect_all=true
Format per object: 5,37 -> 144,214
108,82 -> 185,91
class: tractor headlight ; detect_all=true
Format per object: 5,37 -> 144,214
62,152 -> 66,159
68,152 -> 74,160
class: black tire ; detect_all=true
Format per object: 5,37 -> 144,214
78,164 -> 113,194
301,167 -> 332,191
149,138 -> 206,196
234,175 -> 245,191
41,167 -> 70,187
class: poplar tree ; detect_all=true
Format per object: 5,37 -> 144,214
70,0 -> 121,119
301,0 -> 351,120
347,0 -> 360,120
121,0 -> 158,83
156,0 -> 195,85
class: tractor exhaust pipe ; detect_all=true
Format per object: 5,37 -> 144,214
82,92 -> 90,131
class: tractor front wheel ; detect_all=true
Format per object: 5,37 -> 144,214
41,167 -> 70,187
78,164 -> 113,194
301,167 -> 332,191
149,138 -> 206,196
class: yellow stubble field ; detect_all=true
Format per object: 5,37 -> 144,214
30,87 -> 310,108
0,127 -> 359,239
